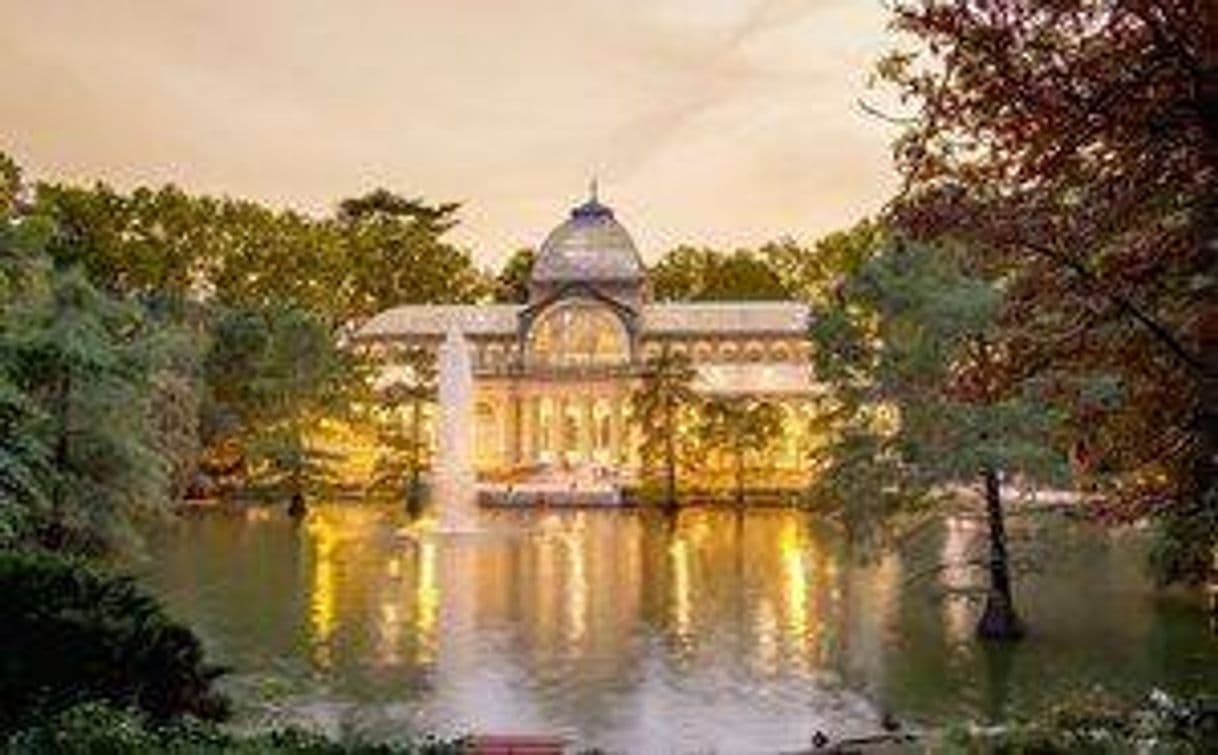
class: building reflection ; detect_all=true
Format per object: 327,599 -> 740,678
941,516 -> 978,644
414,539 -> 439,666
305,513 -> 339,669
298,505 -> 855,721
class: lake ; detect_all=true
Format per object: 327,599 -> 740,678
139,504 -> 1217,752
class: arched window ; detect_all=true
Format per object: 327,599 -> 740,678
527,302 -> 629,368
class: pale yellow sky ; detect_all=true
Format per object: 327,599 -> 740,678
0,0 -> 899,268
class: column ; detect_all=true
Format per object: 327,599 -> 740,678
581,395 -> 595,462
530,395 -> 542,463
610,394 -> 625,465
509,395 -> 522,465
554,395 -> 567,461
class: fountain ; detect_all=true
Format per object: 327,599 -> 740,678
433,326 -> 478,532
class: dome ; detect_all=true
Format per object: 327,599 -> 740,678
531,194 -> 644,284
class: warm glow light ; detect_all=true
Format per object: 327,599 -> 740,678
669,536 -> 692,645
941,516 -> 974,643
415,540 -> 439,665
565,529 -> 588,644
754,599 -> 779,675
307,514 -> 338,669
779,518 -> 811,666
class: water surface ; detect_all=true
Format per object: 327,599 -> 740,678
140,505 -> 1217,752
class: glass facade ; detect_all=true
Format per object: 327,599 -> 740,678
526,302 -> 630,368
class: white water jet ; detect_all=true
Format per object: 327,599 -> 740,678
434,326 -> 478,531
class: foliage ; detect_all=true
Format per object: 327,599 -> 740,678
335,189 -> 489,321
5,702 -> 469,754
0,375 -> 50,548
698,397 -> 784,505
0,267 -> 172,554
937,690 -> 1217,754
879,1 -> 1218,583
650,246 -> 790,301
368,347 -> 437,512
31,182 -> 488,323
0,551 -> 228,732
202,306 -> 366,500
809,241 -> 1066,638
760,223 -> 886,304
630,347 -> 700,508
810,241 -> 1064,537
0,153 -> 19,215
493,247 -> 536,303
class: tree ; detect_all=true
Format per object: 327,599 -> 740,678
0,152 -> 19,214
0,373 -> 50,548
698,396 -> 784,506
651,246 -> 790,301
494,247 -> 536,303
879,0 -> 1218,584
370,346 -> 437,515
201,307 -> 365,503
0,268 -> 169,554
810,241 -> 1065,639
630,347 -> 699,510
760,223 -> 885,304
336,189 -> 490,320
0,551 -> 228,730
31,181 -> 492,325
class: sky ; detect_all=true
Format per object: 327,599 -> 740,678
0,0 -> 899,268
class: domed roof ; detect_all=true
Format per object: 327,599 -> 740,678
531,191 -> 644,284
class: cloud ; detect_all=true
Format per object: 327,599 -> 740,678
0,0 -> 897,266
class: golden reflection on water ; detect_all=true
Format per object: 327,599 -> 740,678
563,525 -> 588,645
668,535 -> 692,647
299,507 -> 852,683
941,516 -> 976,644
414,539 -> 439,666
779,518 -> 810,667
306,514 -> 338,669
144,504 -> 1218,752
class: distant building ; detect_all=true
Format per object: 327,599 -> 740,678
354,189 -> 820,486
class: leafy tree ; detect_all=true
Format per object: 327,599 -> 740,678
494,247 -> 536,303
336,189 -> 490,320
879,0 -> 1218,584
0,268 -> 169,554
202,307 -> 365,503
0,157 -> 50,309
31,181 -> 491,325
651,246 -> 790,301
0,374 -> 50,548
698,396 -> 784,506
761,222 -> 885,304
0,152 -> 19,214
0,160 -> 53,545
810,241 -> 1065,639
0,551 -> 227,731
630,347 -> 700,510
370,347 -> 437,515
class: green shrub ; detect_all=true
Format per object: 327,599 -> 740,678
937,690 -> 1217,753
4,702 -> 469,754
0,550 -> 228,732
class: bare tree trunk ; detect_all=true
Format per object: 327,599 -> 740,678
976,466 -> 1024,640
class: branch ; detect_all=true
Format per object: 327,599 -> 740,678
856,97 -> 918,125
1019,238 -> 1211,378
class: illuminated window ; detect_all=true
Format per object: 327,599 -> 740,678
527,303 -> 629,368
